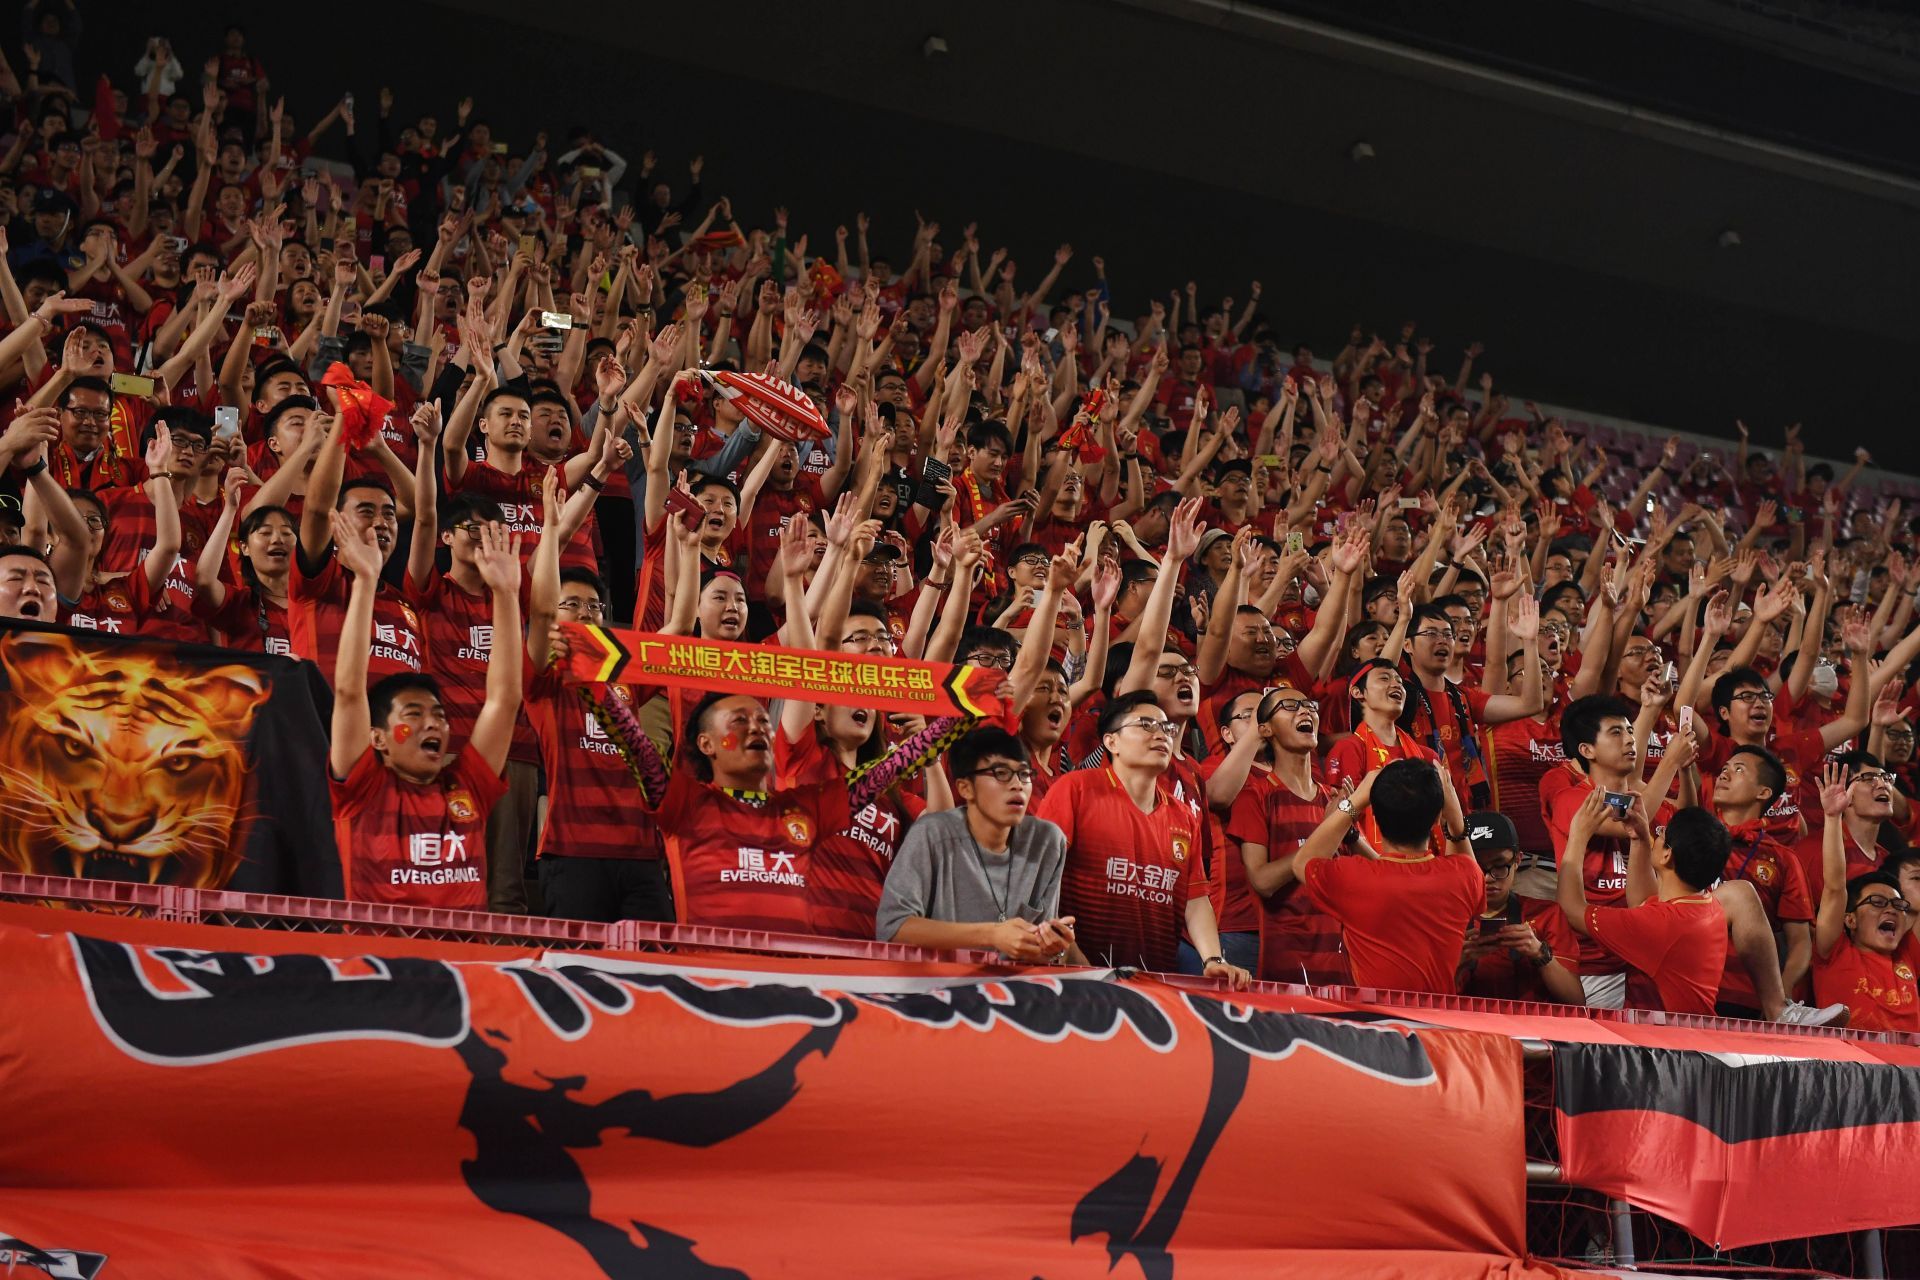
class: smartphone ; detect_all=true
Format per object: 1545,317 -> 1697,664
663,487 -> 699,518
1677,705 -> 1694,738
109,372 -> 155,398
167,235 -> 188,252
1664,661 -> 1678,687
343,92 -> 354,113
213,406 -> 241,438
1257,454 -> 1283,468
1477,917 -> 1505,936
1603,791 -> 1633,819
1042,327 -> 1059,343
539,310 -> 574,330
368,254 -> 385,274
518,233 -> 538,258
579,165 -> 602,178
1398,496 -> 1421,509
1284,531 -> 1305,555
491,142 -> 509,155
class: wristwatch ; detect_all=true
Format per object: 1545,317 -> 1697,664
1203,955 -> 1225,967
1336,797 -> 1355,816
1531,943 -> 1554,968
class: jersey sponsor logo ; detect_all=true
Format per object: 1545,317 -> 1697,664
265,637 -> 291,656
782,812 -> 815,847
1104,856 -> 1178,905
409,830 -> 471,866
66,614 -> 124,634
719,847 -> 805,886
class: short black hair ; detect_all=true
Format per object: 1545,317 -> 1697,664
336,475 -> 395,509
439,492 -> 505,532
1371,758 -> 1444,848
1100,689 -> 1163,737
1561,694 -> 1634,773
1727,745 -> 1786,805
966,419 -> 1014,454
261,394 -> 318,437
1710,666 -> 1768,724
950,726 -> 1029,779
689,473 -> 740,502
1846,869 -> 1905,911
957,625 -> 1016,666
368,672 -> 442,730
479,385 -> 530,417
1664,806 -> 1731,891
559,567 -> 606,601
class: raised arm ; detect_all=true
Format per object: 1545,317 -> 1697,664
466,524 -> 525,775
328,513 -> 384,778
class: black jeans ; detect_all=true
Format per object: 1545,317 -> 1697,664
540,856 -> 675,924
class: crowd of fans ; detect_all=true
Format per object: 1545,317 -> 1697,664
4,9 -> 1920,1033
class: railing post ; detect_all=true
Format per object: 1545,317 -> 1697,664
1857,1227 -> 1887,1278
1609,1198 -> 1636,1269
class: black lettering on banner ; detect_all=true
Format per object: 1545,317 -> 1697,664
71,935 -> 468,1065
852,977 -> 1179,1051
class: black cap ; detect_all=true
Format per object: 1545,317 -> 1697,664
1464,811 -> 1519,855
863,542 -> 902,563
33,189 -> 73,215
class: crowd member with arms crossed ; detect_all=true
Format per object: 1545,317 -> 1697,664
328,514 -> 523,909
878,727 -> 1081,963
1291,758 -> 1480,995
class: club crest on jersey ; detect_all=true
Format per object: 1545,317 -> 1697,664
1751,860 -> 1775,885
400,602 -> 420,630
105,590 -> 132,612
447,791 -> 477,823
609,684 -> 633,705
1170,833 -> 1190,864
1897,962 -> 1915,983
783,812 -> 814,846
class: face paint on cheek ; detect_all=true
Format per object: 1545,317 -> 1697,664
393,724 -> 413,744
720,733 -> 740,751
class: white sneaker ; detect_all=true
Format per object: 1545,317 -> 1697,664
1775,1000 -> 1850,1028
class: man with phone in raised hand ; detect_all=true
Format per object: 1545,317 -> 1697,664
879,727 -> 1080,963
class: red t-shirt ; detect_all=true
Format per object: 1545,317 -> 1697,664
1199,756 -> 1259,935
1699,722 -> 1828,840
1716,821 -> 1814,1009
406,571 -> 537,764
1813,933 -> 1920,1033
1790,827 -> 1888,909
1301,852 -> 1483,994
451,458 -> 598,572
191,582 -> 293,655
59,573 -> 152,636
525,673 -> 663,861
1225,769 -> 1349,985
1035,766 -> 1206,972
747,478 -> 825,603
776,725 -> 923,939
1198,656 -> 1311,757
94,485 -> 222,642
1402,676 -> 1493,804
654,767 -> 851,932
1460,896 -> 1582,1002
1584,895 -> 1728,1015
1488,715 -> 1565,855
329,744 -> 505,909
289,552 -> 426,686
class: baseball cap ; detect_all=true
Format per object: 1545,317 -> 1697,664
1464,812 -> 1519,856
862,542 -> 902,563
33,189 -> 73,215
1194,529 -> 1232,560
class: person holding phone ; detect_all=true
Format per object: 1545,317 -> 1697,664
1457,812 -> 1584,1004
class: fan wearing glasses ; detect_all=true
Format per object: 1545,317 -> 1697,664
878,727 -> 1080,963
1792,750 -> 1900,907
1811,764 -> 1920,1033
1034,691 -> 1251,987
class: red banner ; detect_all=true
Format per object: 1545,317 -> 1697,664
0,914 -> 1554,1278
561,624 -> 1009,721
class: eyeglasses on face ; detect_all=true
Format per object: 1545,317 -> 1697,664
969,764 -> 1035,785
1264,697 -> 1318,716
1850,770 -> 1892,787
1853,894 -> 1913,915
1119,718 -> 1177,738
1412,628 -> 1452,641
841,628 -> 897,653
1482,863 -> 1517,880
65,406 -> 111,423
1730,689 -> 1773,705
963,651 -> 1014,670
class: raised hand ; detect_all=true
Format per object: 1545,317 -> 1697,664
331,510 -> 385,578
474,522 -> 523,594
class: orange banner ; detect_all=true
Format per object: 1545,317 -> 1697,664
0,914 -> 1559,1279
560,623 -> 1009,721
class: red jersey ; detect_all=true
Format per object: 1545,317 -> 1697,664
1488,715 -> 1565,854
95,484 -> 221,642
776,726 -> 922,939
1225,769 -> 1349,985
329,744 -> 504,910
59,573 -> 151,635
1034,766 -> 1206,972
1302,852 -> 1484,995
525,674 -> 663,862
1715,820 -> 1814,1009
191,582 -> 293,655
1197,656 -> 1311,756
1813,934 -> 1920,1033
1791,826 -> 1888,909
1699,723 -> 1828,840
406,571 -> 537,764
1584,895 -> 1728,1015
1402,676 -> 1493,805
289,552 -> 426,686
654,768 -> 851,932
451,459 -> 598,572
1542,765 -> 1635,976
1460,896 -> 1582,1002
747,478 -> 824,603
1203,761 -> 1267,938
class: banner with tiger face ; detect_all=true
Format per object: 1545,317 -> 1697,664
0,621 -> 338,895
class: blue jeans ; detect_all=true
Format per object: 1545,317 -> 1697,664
1176,931 -> 1260,976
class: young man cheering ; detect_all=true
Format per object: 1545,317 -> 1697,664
878,728 -> 1080,962
328,514 -> 523,909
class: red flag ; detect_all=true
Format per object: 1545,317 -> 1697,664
91,75 -> 121,141
319,362 -> 394,452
